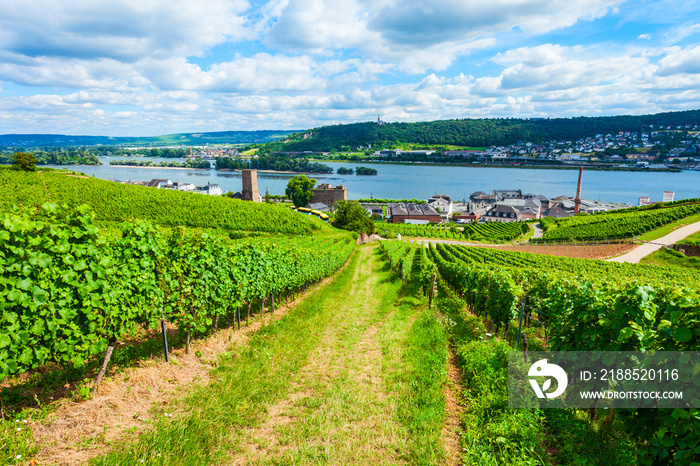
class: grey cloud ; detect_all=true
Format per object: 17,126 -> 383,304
367,0 -> 620,47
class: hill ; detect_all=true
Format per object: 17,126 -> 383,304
0,167 -> 319,235
263,109 -> 700,152
0,130 -> 299,148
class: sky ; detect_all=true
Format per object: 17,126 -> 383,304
0,0 -> 699,136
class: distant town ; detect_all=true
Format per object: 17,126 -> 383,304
269,124 -> 700,171
3,116 -> 700,172
124,169 -> 680,227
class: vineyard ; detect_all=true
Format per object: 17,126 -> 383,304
536,199 -> 700,242
462,221 -> 529,241
0,168 -> 319,235
378,221 -> 529,243
3,166 -> 700,465
381,240 -> 699,465
0,203 -> 354,383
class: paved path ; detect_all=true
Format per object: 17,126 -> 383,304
532,222 -> 543,239
607,221 -> 700,263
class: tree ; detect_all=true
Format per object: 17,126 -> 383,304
332,200 -> 375,234
12,152 -> 38,171
285,174 -> 316,207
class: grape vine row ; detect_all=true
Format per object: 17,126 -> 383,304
0,203 -> 354,381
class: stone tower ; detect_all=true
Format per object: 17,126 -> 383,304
241,169 -> 262,202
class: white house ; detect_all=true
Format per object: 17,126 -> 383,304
195,182 -> 222,196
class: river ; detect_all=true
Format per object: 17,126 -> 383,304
48,157 -> 700,205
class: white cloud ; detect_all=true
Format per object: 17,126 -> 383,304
139,54 -> 323,93
0,0 -> 251,61
0,0 -> 699,136
655,45 -> 700,76
0,55 -> 141,89
263,0 -> 378,53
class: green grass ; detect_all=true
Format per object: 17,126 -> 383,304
638,212 -> 700,241
93,253 -> 357,465
542,410 -> 636,466
381,251 -> 449,464
677,231 -> 700,245
92,245 -> 451,465
0,417 -> 38,465
435,288 -> 548,465
0,169 -> 321,235
639,247 -> 700,269
435,282 -> 636,466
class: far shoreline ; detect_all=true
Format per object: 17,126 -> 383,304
22,159 -> 687,174
217,168 -> 334,176
306,159 -> 685,173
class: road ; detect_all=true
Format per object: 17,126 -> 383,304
606,221 -> 700,263
532,222 -> 543,239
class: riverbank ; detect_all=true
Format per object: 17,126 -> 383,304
9,159 -> 683,174
307,159 -> 683,173
217,168 -> 331,175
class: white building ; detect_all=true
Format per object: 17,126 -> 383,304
195,182 -> 222,196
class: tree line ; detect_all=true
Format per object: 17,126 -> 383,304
215,155 -> 333,173
259,109 -> 700,152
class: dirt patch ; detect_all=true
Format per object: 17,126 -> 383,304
350,321 -> 386,395
357,233 -> 382,244
494,242 -> 635,259
417,238 -> 635,259
442,346 -> 464,466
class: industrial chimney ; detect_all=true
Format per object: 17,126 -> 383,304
574,167 -> 583,215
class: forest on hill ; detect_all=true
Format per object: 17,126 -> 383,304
265,109 -> 700,152
3,110 -> 698,150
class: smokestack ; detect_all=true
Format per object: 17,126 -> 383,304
574,167 -> 583,215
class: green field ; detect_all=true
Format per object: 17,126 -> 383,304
1,168 -> 698,465
0,167 -> 320,235
379,221 -> 530,243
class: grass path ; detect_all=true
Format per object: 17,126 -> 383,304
94,244 -> 451,466
229,244 -> 408,465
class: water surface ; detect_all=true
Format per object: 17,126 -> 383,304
51,157 -> 700,205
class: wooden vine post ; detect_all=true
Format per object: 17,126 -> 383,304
93,337 -> 117,396
516,294 -> 527,350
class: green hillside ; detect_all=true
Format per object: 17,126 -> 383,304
3,165 -> 699,466
263,109 -> 700,151
0,167 -> 319,235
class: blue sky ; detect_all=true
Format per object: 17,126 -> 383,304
0,0 -> 699,136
